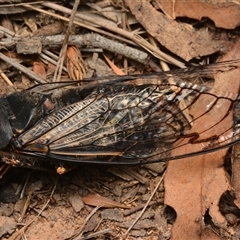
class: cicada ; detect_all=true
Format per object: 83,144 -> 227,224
0,60 -> 240,171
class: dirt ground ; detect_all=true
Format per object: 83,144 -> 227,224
1,1 -> 240,240
0,164 -> 171,240
0,160 -> 239,240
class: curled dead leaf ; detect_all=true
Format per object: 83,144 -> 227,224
103,54 -> 125,75
33,62 -> 46,79
164,40 -> 240,240
158,0 -> 240,29
82,194 -> 131,209
66,46 -> 86,80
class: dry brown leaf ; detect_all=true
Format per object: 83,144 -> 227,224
33,62 -> 46,79
66,46 -> 86,80
157,0 -> 240,29
231,144 -> 240,208
125,0 -> 229,61
23,16 -> 38,33
82,194 -> 131,209
1,17 -> 14,33
3,51 -> 22,62
164,40 -> 240,239
33,21 -> 64,37
103,54 -> 125,76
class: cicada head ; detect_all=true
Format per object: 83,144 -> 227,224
0,98 -> 13,148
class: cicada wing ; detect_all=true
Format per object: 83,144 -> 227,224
15,80 -> 210,164
4,59 -> 240,166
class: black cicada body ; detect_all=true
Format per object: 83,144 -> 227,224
1,60 -> 240,171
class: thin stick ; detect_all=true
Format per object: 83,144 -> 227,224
11,177 -> 59,240
42,2 -> 185,67
0,33 -> 149,64
53,0 -> 80,82
72,206 -> 101,240
22,2 -> 137,47
75,228 -> 112,240
0,52 -> 46,83
0,68 -> 13,86
122,171 -> 166,239
39,34 -> 149,64
39,51 -> 68,72
123,199 -> 163,216
24,2 -> 185,68
18,191 -> 33,222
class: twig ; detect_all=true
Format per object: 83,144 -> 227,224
42,49 -> 59,61
0,52 -> 46,83
122,171 -> 166,239
22,2 -> 137,48
38,34 -> 150,64
0,33 -> 150,64
121,1 -> 129,74
75,228 -> 112,240
25,2 -> 185,68
0,25 -> 20,38
53,0 -> 80,82
0,68 -> 13,86
0,0 -> 43,9
44,1 -> 184,67
39,51 -> 68,72
20,172 -> 30,199
123,199 -> 163,216
71,206 -> 101,240
18,191 -> 33,222
120,166 -> 149,185
11,176 -> 59,240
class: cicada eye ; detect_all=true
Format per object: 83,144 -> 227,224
0,106 -> 13,149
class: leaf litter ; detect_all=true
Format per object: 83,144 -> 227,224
0,0 -> 240,240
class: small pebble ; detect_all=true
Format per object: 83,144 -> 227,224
101,209 -> 124,222
68,195 -> 84,213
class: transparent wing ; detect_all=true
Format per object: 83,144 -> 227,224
2,59 -> 240,165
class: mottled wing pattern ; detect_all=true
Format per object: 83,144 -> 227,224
1,59 -> 240,166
